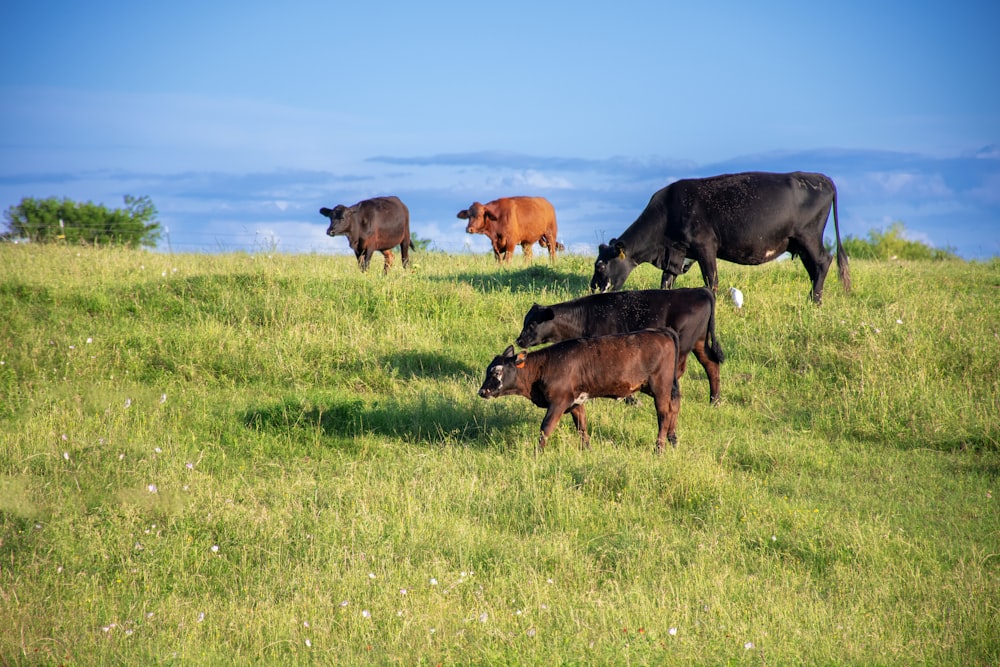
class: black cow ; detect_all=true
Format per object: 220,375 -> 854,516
478,330 -> 682,453
516,288 -> 724,404
590,171 -> 851,304
320,196 -> 413,273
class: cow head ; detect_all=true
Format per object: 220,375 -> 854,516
320,204 -> 353,237
590,240 -> 636,292
478,345 -> 526,398
515,305 -> 555,348
457,202 -> 494,234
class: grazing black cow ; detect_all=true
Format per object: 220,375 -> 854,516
590,171 -> 851,304
320,196 -> 413,273
515,288 -> 725,404
477,330 -> 681,453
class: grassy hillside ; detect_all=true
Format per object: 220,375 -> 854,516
1,245 -> 998,665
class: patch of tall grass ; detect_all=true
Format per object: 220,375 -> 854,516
1,244 -> 998,664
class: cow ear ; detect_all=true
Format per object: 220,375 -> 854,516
515,351 -> 527,368
502,345 -> 516,358
484,203 -> 499,221
457,209 -> 469,219
540,307 -> 554,322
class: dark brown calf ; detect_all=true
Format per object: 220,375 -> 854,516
515,287 -> 724,404
477,330 -> 682,452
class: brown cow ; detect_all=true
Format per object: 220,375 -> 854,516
457,196 -> 559,264
477,329 -> 682,453
320,196 -> 413,273
515,287 -> 725,404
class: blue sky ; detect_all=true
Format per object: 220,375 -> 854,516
2,1 -> 998,258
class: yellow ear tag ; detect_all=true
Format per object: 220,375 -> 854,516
617,248 -> 626,259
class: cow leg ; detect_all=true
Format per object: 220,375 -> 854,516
400,241 -> 411,268
691,340 -> 721,405
653,382 -> 681,453
505,241 -> 518,265
661,271 -> 677,289
698,256 -> 719,293
567,404 -> 590,449
537,404 -> 568,452
382,249 -> 395,274
791,235 -> 832,304
356,249 -> 371,272
521,242 -> 533,262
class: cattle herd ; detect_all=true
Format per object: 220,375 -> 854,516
319,170 -> 853,453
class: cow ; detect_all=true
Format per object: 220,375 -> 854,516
457,196 -> 559,264
515,288 -> 725,404
477,329 -> 682,453
320,196 -> 413,273
590,171 -> 851,304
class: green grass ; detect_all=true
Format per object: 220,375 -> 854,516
1,245 -> 998,665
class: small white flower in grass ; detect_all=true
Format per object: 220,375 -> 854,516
304,639 -> 311,648
400,588 -> 407,596
211,545 -> 219,553
86,337 -> 93,344
57,566 -> 64,574
197,612 -> 205,623
429,578 -> 438,586
771,534 -> 777,542
154,447 -> 162,454
124,398 -> 132,409
147,484 -> 158,494
362,610 -> 371,618
134,542 -> 143,550
69,345 -> 75,350
63,452 -> 70,461
669,627 -> 678,636
369,572 -> 376,579
61,434 -> 68,441
119,453 -> 125,461
160,393 -> 167,404
125,629 -> 133,636
479,612 -> 488,623
146,613 -> 154,619
303,621 -> 309,628
744,641 -> 755,650
185,462 -> 194,470
526,627 -> 537,638
340,600 -> 349,608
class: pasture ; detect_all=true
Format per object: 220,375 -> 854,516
1,245 -> 998,665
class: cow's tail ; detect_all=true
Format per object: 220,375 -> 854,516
832,185 -> 852,294
705,289 -> 726,364
667,327 -> 682,402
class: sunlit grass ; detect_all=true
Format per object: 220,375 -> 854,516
1,244 -> 998,664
